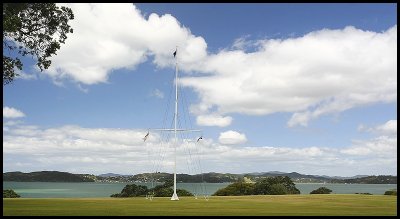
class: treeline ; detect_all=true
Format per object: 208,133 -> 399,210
213,176 -> 300,196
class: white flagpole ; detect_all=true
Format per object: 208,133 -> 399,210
171,46 -> 179,201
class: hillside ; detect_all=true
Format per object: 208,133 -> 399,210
3,171 -> 396,184
3,171 -> 95,182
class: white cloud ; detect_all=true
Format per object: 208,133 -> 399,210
150,89 -> 164,99
45,3 -> 207,85
3,124 -> 397,176
342,119 -> 397,156
3,107 -> 26,119
218,130 -> 247,145
340,136 -> 397,157
231,35 -> 254,51
15,69 -> 37,80
196,114 -> 232,127
3,120 -> 23,126
375,120 -> 397,136
33,4 -> 396,128
358,119 -> 397,136
181,25 -> 397,127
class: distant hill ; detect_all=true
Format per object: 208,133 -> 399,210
322,175 -> 369,180
98,173 -> 130,177
3,171 -> 396,184
3,171 -> 95,182
331,175 -> 397,184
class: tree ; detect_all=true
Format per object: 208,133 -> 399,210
110,184 -> 149,197
3,3 -> 74,85
310,187 -> 332,194
254,176 -> 300,195
3,189 -> 20,198
110,179 -> 193,198
384,189 -> 397,196
213,182 -> 255,196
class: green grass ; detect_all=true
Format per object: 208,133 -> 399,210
3,194 -> 397,216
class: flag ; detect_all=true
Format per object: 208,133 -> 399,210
173,49 -> 177,58
143,132 -> 149,142
197,136 -> 203,142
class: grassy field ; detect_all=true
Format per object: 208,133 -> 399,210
3,194 -> 397,216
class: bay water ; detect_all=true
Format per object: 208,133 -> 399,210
3,181 -> 397,198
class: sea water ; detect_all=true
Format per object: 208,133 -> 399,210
3,181 -> 397,198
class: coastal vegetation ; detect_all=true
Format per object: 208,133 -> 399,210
3,189 -> 20,198
384,189 -> 397,196
213,176 -> 300,196
310,187 -> 332,194
111,179 -> 193,197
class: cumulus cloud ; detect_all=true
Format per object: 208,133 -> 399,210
375,120 -> 397,136
45,3 -> 207,84
3,107 -> 26,119
358,120 -> 397,136
218,130 -> 247,145
3,123 -> 397,175
181,25 -> 397,127
35,4 -> 396,128
196,114 -> 232,127
341,119 -> 397,157
340,136 -> 397,157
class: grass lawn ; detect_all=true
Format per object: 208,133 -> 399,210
3,194 -> 397,216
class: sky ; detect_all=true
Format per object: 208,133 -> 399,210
3,3 -> 397,177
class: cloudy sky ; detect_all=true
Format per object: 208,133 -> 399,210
3,3 -> 397,177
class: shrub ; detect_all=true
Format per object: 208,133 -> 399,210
3,189 -> 20,198
110,184 -> 148,197
384,190 -> 397,196
310,187 -> 332,194
213,182 -> 255,196
254,176 -> 300,195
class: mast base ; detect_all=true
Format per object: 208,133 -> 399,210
171,192 -> 179,201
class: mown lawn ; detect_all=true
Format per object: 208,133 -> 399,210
3,194 -> 397,216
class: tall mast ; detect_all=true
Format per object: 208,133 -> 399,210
171,46 -> 179,201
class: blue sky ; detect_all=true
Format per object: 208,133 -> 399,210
3,3 -> 397,176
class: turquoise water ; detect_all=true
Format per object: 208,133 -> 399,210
3,181 -> 397,198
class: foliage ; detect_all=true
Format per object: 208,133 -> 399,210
3,189 -> 21,198
110,184 -> 148,197
384,190 -> 397,196
213,181 -> 255,196
269,184 -> 288,195
213,176 -> 300,196
3,3 -> 74,85
253,176 -> 300,195
310,187 -> 332,194
111,179 -> 193,197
